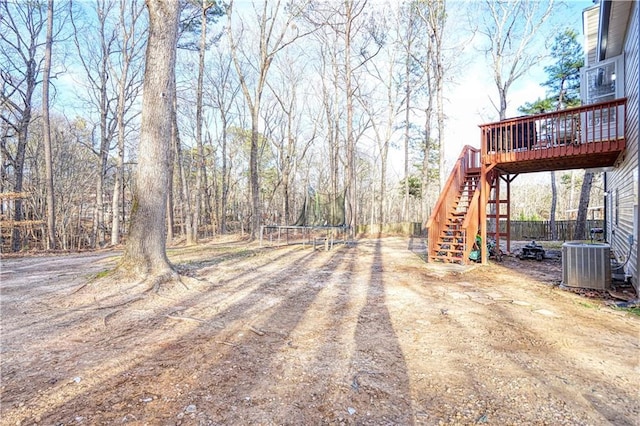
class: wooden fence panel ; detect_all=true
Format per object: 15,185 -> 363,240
343,220 -> 604,241
509,220 -> 604,241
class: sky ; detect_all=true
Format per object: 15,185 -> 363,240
52,0 -> 596,187
388,0 -> 596,181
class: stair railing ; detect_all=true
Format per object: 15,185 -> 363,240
426,145 -> 480,261
460,186 -> 481,261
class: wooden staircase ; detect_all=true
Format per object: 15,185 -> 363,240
426,99 -> 627,265
431,170 -> 479,263
426,146 -> 482,264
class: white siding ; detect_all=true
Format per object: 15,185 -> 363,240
583,6 -> 600,66
607,1 -> 639,290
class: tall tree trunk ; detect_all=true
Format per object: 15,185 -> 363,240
167,166 -> 174,242
402,7 -> 413,222
2,2 -> 47,252
96,17 -> 111,248
11,81 -> 35,253
111,0 -> 142,245
249,107 -> 261,239
432,1 -> 445,194
345,3 -> 356,236
421,107 -> 432,221
550,171 -> 558,240
121,0 -> 180,280
220,116 -> 229,234
111,128 -> 125,245
574,171 -> 593,240
192,0 -> 209,243
173,86 -> 193,243
42,0 -> 56,250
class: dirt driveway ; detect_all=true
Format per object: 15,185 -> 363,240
1,237 -> 638,425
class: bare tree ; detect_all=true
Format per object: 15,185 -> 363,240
401,4 -> 417,221
70,0 -> 119,247
314,33 -> 343,202
262,47 -> 317,225
226,0 -> 313,240
359,6 -> 402,224
110,0 -> 146,246
573,171 -> 593,239
0,0 -> 48,251
172,82 -> 193,242
550,171 -> 558,239
417,0 -> 446,195
306,0 -> 382,234
396,0 -> 442,220
120,0 -> 180,282
206,47 -> 240,234
42,0 -> 56,249
178,0 -> 225,242
476,0 -> 554,120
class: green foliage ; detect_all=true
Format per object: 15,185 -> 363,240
559,171 -> 584,190
93,269 -> 112,279
518,28 -> 584,112
542,28 -> 584,107
399,175 -> 422,199
518,97 -> 554,115
516,211 -> 542,221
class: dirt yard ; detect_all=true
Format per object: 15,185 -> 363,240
1,236 -> 638,425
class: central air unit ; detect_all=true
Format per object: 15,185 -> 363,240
562,242 -> 611,290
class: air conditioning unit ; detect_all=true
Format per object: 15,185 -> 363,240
562,242 -> 611,290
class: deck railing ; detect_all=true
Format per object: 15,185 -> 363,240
479,98 -> 627,158
426,145 -> 480,260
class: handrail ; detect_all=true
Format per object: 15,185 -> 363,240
460,185 -> 481,261
426,145 -> 480,261
479,98 -> 627,158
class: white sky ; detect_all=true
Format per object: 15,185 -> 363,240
386,0 -> 595,182
54,0 -> 595,187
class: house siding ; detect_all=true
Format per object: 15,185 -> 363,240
583,6 -> 600,65
607,0 -> 639,289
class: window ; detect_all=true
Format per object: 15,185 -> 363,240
581,54 -> 625,104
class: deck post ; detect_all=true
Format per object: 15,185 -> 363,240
495,171 -> 501,255
480,164 -> 488,264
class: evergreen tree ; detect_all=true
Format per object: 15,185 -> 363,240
542,28 -> 584,108
518,28 -> 585,240
518,28 -> 584,114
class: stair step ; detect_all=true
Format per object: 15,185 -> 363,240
440,232 -> 463,237
434,244 -> 465,252
435,245 -> 465,252
435,249 -> 465,256
430,255 -> 465,264
440,242 -> 463,247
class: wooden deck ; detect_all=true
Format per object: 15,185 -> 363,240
426,98 -> 627,264
480,98 -> 627,174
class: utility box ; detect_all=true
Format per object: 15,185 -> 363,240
562,242 -> 611,290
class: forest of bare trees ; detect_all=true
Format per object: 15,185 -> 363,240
0,0 -> 598,253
